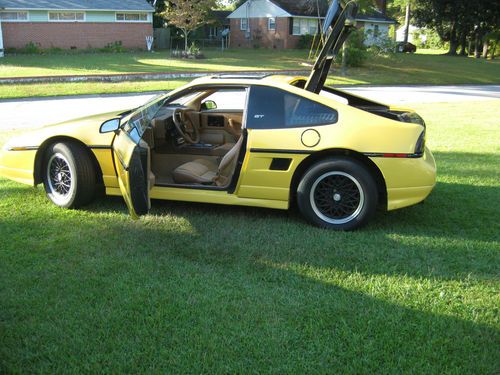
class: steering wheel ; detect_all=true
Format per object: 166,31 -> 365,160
172,107 -> 200,144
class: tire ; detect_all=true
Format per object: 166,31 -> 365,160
43,142 -> 97,209
297,157 -> 378,231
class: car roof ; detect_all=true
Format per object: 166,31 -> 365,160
188,74 -> 304,87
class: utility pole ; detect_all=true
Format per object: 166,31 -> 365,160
0,7 -> 4,58
403,2 -> 411,44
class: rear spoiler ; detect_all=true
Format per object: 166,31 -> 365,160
304,0 -> 359,94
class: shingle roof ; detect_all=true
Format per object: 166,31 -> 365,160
210,10 -> 231,25
270,0 -> 329,17
356,8 -> 396,23
0,0 -> 154,11
271,0 -> 396,23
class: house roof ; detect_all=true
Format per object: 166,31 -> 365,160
270,0 -> 329,17
356,8 -> 397,24
0,0 -> 154,12
228,0 -> 397,24
210,10 -> 231,25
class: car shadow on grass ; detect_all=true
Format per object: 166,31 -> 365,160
80,176 -> 498,277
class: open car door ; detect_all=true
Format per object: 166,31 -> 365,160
305,0 -> 359,94
113,129 -> 151,219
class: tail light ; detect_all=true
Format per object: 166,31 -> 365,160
415,130 -> 426,155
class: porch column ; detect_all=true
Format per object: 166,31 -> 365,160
0,19 -> 4,57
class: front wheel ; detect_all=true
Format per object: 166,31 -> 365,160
43,142 -> 96,209
297,158 -> 378,231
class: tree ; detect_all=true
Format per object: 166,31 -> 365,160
160,0 -> 216,51
147,0 -> 167,28
412,0 -> 499,56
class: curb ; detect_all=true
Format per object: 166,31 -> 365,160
0,69 -> 311,84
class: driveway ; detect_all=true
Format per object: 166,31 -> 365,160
1,85 -> 499,131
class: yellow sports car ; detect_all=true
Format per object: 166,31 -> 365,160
0,2 -> 436,230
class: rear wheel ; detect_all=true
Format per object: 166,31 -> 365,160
43,142 -> 96,209
297,158 -> 378,230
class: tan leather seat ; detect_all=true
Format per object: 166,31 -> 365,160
173,136 -> 244,186
172,158 -> 218,184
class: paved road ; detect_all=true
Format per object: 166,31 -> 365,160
1,85 -> 499,131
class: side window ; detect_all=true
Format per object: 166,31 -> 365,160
247,86 -> 338,129
201,89 -> 247,111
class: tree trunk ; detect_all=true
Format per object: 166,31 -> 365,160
474,31 -> 481,58
183,29 -> 189,52
482,40 -> 489,59
403,3 -> 411,44
459,32 -> 467,56
341,42 -> 347,76
447,22 -> 458,55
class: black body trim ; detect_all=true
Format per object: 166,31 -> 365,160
363,152 -> 424,159
250,148 -> 314,155
88,145 -> 113,150
7,146 -> 39,151
250,148 -> 423,159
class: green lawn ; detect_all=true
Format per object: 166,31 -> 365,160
0,100 -> 499,374
0,49 -> 499,99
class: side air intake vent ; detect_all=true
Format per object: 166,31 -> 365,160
270,158 -> 292,171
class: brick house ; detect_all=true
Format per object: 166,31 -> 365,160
227,0 -> 395,49
0,0 -> 154,50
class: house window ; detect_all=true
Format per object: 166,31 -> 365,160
268,17 -> 276,30
49,12 -> 85,22
116,13 -> 148,22
0,11 -> 28,21
240,18 -> 248,31
292,18 -> 319,36
374,24 -> 380,37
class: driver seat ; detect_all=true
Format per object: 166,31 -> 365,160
172,136 -> 244,186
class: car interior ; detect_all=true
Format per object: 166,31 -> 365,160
141,87 -> 248,189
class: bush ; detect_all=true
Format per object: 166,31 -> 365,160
24,41 -> 42,54
171,43 -> 205,59
339,29 -> 368,67
46,47 -> 64,54
99,41 -> 126,53
297,34 -> 325,52
367,37 -> 398,55
413,29 -> 445,49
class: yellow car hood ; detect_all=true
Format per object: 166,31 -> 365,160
4,110 -> 125,150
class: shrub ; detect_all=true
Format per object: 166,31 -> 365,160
298,34 -> 314,49
367,37 -> 398,55
171,43 -> 205,59
46,47 -> 64,54
99,41 -> 126,53
24,41 -> 42,54
413,29 -> 445,49
339,29 -> 368,67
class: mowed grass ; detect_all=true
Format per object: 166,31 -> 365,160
0,100 -> 499,373
0,49 -> 499,99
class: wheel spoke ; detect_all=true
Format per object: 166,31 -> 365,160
47,154 -> 72,199
310,171 -> 365,224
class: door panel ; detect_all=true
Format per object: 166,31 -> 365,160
113,131 -> 151,219
199,111 -> 243,144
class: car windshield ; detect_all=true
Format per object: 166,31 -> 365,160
123,94 -> 168,143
